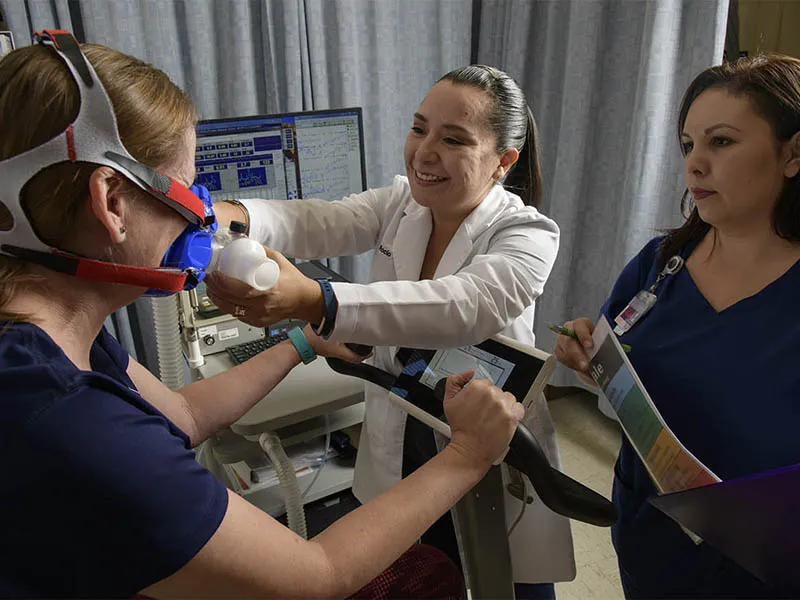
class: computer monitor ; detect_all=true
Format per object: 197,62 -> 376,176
194,108 -> 367,202
186,109 -> 367,357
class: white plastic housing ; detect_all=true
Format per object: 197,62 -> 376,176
214,237 -> 280,291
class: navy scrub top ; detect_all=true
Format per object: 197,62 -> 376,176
0,323 -> 228,598
602,237 -> 800,598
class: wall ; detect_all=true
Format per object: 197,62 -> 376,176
739,0 -> 800,57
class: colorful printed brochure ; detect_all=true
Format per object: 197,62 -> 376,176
589,316 -> 800,591
589,316 -> 720,493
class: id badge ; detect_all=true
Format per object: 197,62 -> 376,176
613,290 -> 657,335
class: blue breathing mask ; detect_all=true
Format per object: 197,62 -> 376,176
0,30 -> 217,296
145,184 -> 217,297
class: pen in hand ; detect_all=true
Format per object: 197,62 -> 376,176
548,324 -> 631,353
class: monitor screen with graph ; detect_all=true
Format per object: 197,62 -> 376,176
194,108 -> 367,201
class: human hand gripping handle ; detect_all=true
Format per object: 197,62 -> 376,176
438,373 -> 617,525
325,359 -> 618,525
443,371 -> 524,467
204,247 -> 325,327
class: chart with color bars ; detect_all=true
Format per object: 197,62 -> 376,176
589,316 -> 719,494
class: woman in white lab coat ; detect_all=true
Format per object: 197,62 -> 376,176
209,65 -> 574,595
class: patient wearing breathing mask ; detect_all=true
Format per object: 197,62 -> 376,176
0,34 -> 524,598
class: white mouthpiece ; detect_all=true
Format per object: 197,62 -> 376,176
215,238 -> 280,291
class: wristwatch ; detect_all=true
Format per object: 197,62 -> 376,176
222,198 -> 250,235
314,278 -> 338,337
287,327 -> 316,364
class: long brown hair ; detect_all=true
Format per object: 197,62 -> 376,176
0,43 -> 196,321
659,54 -> 800,268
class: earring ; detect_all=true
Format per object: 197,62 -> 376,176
119,226 -> 126,234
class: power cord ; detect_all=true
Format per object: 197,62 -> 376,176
508,477 -> 530,536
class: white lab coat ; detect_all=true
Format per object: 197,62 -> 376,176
241,175 -> 575,583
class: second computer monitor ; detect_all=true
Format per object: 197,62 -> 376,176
194,108 -> 367,202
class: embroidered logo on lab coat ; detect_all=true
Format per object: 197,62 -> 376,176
378,244 -> 392,258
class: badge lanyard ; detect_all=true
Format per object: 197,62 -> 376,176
613,255 -> 685,336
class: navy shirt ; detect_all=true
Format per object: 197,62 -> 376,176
602,237 -> 800,598
0,323 -> 228,598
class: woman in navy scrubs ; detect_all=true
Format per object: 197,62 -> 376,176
556,54 -> 800,599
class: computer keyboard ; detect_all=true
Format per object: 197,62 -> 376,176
226,332 -> 289,365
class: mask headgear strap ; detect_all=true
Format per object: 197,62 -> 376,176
0,30 -> 212,293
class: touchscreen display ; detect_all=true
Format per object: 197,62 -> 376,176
419,345 -> 515,389
391,339 -> 546,419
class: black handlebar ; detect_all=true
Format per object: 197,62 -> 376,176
345,343 -> 374,356
504,418 -> 618,526
326,357 -> 617,527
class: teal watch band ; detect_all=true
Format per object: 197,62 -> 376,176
287,327 -> 316,364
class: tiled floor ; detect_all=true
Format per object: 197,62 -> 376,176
549,390 -> 624,600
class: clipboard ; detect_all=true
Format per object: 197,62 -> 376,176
649,462 -> 800,591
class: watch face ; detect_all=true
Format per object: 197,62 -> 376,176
269,321 -> 292,337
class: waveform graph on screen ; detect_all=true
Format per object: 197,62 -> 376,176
296,125 -> 353,199
195,109 -> 365,202
237,166 -> 268,189
195,171 -> 222,192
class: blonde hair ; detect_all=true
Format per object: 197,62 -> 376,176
0,43 -> 196,322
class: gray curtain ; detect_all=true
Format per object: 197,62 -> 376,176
1,0 -> 471,373
299,0 -> 472,280
1,0 -> 728,384
476,0 -> 728,386
1,0 -> 471,188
